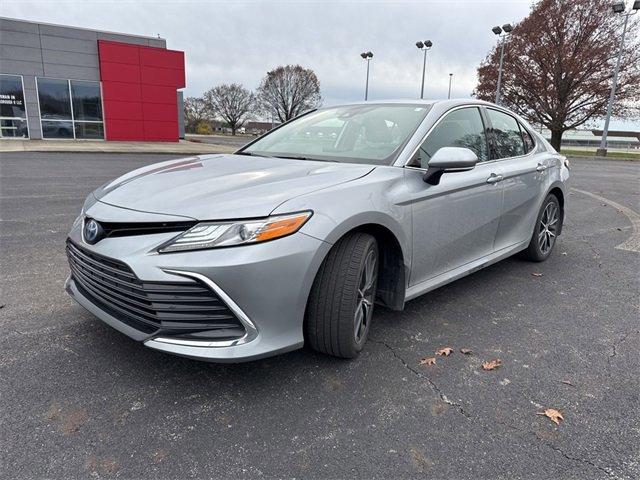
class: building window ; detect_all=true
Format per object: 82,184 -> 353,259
37,78 -> 72,121
74,121 -> 104,140
37,77 -> 104,139
41,121 -> 74,139
0,74 -> 29,139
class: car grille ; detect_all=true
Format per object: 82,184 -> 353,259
66,240 -> 245,339
85,218 -> 197,239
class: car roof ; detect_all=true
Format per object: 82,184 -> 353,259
325,98 -> 495,108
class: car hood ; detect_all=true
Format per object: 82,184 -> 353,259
94,154 -> 375,220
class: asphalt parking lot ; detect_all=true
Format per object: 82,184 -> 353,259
1,152 -> 639,479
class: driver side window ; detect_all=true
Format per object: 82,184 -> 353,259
415,107 -> 488,168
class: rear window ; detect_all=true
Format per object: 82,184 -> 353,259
487,109 -> 525,159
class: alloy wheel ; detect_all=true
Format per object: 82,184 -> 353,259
538,201 -> 558,255
354,249 -> 377,343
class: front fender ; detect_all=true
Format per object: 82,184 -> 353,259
272,167 -> 412,273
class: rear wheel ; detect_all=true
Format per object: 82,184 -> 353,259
305,232 -> 378,358
522,193 -> 560,262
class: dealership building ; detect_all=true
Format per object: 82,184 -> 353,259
0,17 -> 186,142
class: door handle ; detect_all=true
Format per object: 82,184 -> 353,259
536,164 -> 547,172
486,174 -> 503,184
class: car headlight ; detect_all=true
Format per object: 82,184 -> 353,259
158,211 -> 313,253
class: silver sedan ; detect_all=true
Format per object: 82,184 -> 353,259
65,99 -> 569,362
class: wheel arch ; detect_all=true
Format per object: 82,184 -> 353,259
349,223 -> 407,311
304,215 -> 409,312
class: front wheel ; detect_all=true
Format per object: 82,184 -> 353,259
522,193 -> 560,262
305,232 -> 378,358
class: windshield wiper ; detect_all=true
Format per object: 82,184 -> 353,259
236,151 -> 275,158
274,155 -> 338,163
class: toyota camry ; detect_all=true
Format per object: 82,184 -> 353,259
65,99 -> 569,362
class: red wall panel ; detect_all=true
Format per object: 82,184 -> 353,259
143,121 -> 179,141
99,42 -> 140,64
105,120 -> 145,141
141,85 -> 177,104
101,82 -> 142,103
104,101 -> 144,121
140,48 -> 184,69
100,62 -> 141,83
98,40 -> 185,142
142,102 -> 177,121
140,65 -> 185,87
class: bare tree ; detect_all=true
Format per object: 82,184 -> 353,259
203,84 -> 255,135
257,65 -> 322,122
474,0 -> 640,150
183,96 -> 210,133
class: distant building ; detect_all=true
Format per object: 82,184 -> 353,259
538,128 -> 640,151
0,17 -> 186,142
205,120 -> 280,135
245,121 -> 280,135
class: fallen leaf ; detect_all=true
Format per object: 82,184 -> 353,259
531,272 -> 544,277
560,379 -> 574,387
419,357 -> 436,366
616,227 -> 623,231
561,252 -> 567,256
436,347 -> 453,357
537,408 -> 564,425
482,359 -> 502,370
460,348 -> 473,355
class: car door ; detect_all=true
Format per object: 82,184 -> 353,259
406,106 -> 504,287
485,108 -> 549,250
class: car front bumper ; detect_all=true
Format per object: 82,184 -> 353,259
65,201 -> 331,362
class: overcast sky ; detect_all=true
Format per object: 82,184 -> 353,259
4,0 -> 637,130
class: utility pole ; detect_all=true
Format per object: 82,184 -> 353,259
360,51 -> 373,101
415,40 -> 433,99
597,1 -> 639,157
492,24 -> 513,105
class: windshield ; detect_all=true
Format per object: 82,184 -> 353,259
241,104 -> 431,166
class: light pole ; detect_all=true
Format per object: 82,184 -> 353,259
415,40 -> 433,99
492,23 -> 512,105
597,0 -> 639,157
360,51 -> 373,101
448,73 -> 453,99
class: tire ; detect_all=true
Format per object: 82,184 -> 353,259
305,232 -> 379,358
522,193 -> 561,262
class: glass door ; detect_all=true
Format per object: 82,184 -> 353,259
0,74 -> 29,139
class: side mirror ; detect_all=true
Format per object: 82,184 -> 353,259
423,147 -> 478,185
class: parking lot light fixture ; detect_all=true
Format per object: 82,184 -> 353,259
597,2 -> 638,156
493,24 -> 512,105
612,1 -> 626,13
416,40 -> 433,99
361,51 -> 373,101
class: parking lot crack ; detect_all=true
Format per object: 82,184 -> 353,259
609,330 -> 638,360
534,434 -> 615,478
370,339 -> 470,418
494,419 -> 617,477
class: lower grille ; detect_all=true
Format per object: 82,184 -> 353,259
66,240 -> 245,339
